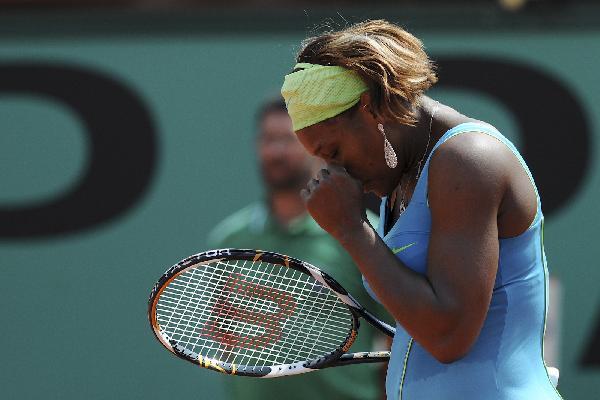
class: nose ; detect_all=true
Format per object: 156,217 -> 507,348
326,159 -> 343,168
325,162 -> 356,180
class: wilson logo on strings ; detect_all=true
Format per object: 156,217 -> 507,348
201,273 -> 296,349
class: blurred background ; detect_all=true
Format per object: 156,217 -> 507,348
1,0 -> 599,398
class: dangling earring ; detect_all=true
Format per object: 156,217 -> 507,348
378,123 -> 397,169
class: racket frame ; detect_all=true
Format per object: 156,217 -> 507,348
148,248 -> 394,377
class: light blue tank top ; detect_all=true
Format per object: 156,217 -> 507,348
364,122 -> 562,399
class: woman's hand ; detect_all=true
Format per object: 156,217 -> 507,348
300,164 -> 366,241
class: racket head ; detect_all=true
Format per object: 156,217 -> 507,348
148,248 -> 360,377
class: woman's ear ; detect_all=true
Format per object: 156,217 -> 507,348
357,92 -> 379,123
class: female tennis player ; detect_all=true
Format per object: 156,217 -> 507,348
281,20 -> 562,399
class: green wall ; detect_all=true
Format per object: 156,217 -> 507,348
1,9 -> 599,399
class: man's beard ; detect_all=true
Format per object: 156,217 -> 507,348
260,163 -> 311,193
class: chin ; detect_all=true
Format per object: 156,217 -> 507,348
362,182 -> 383,198
370,189 -> 385,198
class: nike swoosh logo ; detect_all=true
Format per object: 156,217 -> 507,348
391,242 -> 417,254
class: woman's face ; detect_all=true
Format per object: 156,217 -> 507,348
296,104 -> 398,197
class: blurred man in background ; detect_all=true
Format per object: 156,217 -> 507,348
207,98 -> 389,400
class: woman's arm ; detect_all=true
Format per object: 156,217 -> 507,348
302,134 -> 507,363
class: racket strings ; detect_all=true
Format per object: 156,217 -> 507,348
155,258 -> 353,367
159,263 -> 336,364
176,260 -> 346,363
158,274 -> 350,350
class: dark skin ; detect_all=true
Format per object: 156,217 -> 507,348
297,93 -> 537,363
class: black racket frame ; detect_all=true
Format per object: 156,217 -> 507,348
148,248 -> 394,377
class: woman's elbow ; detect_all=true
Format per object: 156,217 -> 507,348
428,333 -> 475,364
430,347 -> 469,364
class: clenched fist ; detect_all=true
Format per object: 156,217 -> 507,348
300,164 -> 367,241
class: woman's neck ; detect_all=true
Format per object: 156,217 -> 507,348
387,97 -> 440,214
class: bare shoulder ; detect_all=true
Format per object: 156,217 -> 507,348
431,131 -> 512,181
428,131 -> 511,216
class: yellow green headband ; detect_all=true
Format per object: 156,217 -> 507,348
281,63 -> 369,131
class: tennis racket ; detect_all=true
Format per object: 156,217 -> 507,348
148,248 -> 395,377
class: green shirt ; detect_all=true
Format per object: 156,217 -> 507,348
207,202 -> 389,400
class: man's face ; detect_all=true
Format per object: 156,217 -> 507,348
257,111 -> 313,192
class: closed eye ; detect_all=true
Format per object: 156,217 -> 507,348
323,149 -> 338,161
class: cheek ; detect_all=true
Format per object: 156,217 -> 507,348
342,149 -> 376,180
349,138 -> 381,167
349,130 -> 382,164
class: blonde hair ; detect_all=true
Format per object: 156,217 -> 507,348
297,20 -> 438,126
